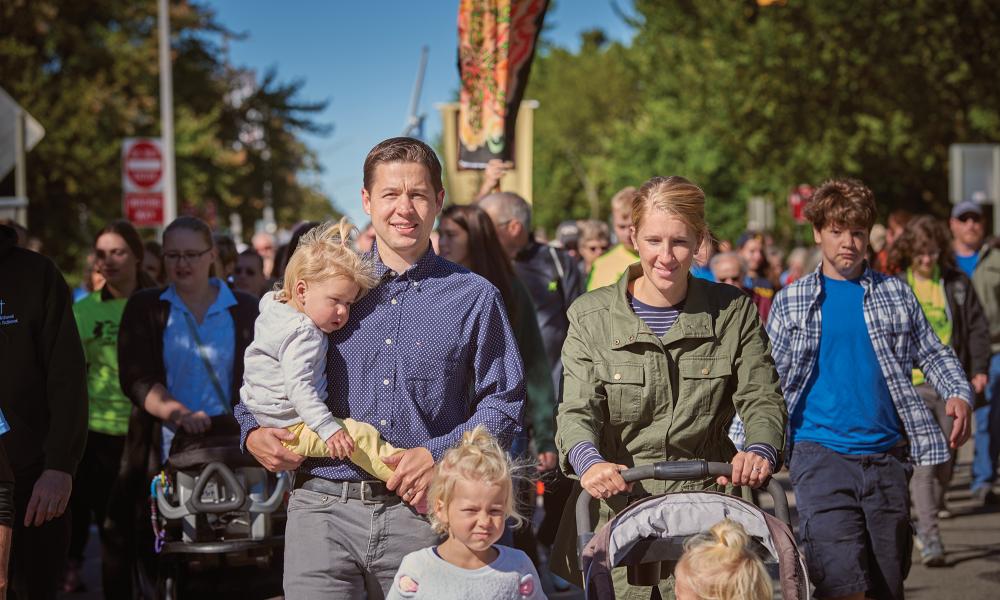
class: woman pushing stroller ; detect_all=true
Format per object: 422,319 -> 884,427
550,175 -> 788,598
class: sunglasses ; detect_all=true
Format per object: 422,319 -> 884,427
957,213 -> 982,224
234,267 -> 259,276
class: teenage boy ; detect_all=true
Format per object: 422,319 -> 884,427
766,179 -> 972,600
586,186 -> 640,290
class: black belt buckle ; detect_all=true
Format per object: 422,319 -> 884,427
359,480 -> 390,504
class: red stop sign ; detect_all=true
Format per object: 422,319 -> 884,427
125,141 -> 163,189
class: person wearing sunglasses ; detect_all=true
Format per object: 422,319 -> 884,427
950,200 -> 1000,507
234,249 -> 271,299
111,216 -> 259,596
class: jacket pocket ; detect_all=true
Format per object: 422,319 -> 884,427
678,355 -> 732,413
404,356 -> 460,422
596,362 -> 645,425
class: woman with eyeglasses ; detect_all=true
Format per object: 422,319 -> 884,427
577,220 -> 611,278
107,216 -> 258,597
889,215 -> 990,567
64,220 -> 155,593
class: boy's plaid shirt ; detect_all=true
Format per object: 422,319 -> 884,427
733,262 -> 972,467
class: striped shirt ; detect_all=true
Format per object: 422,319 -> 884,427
627,294 -> 682,337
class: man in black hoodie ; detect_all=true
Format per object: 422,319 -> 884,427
0,223 -> 88,599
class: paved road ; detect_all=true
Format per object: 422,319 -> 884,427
60,444 -> 999,599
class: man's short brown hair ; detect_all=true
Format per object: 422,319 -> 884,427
804,178 -> 877,231
363,137 -> 443,194
610,186 -> 639,214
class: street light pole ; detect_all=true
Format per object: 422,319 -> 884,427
158,0 -> 177,226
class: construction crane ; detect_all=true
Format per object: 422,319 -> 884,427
402,46 -> 429,139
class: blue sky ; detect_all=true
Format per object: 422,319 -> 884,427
206,0 -> 634,228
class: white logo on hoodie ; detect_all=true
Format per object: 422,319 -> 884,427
0,299 -> 18,326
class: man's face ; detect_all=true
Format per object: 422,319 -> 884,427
950,213 -> 985,250
481,204 -> 521,259
234,255 -> 267,296
613,209 -> 633,251
711,256 -> 745,289
362,162 -> 444,263
252,233 -> 275,259
814,222 -> 868,280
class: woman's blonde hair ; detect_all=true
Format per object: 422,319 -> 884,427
631,176 -> 708,244
275,217 -> 379,307
675,520 -> 772,600
427,426 -> 527,536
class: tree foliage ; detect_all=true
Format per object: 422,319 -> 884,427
0,0 -> 337,271
526,0 -> 1000,243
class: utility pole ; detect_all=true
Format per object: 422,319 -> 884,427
158,0 -> 177,226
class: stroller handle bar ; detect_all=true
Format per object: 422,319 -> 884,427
575,460 -> 790,569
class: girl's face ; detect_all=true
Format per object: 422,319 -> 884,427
436,478 -> 507,553
143,251 -> 163,283
631,211 -> 697,294
296,276 -> 360,334
94,232 -> 138,290
437,217 -> 471,268
163,229 -> 216,290
913,246 -> 939,280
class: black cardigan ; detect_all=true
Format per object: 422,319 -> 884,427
116,286 -> 258,487
900,268 -> 991,407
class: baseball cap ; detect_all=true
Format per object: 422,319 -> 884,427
951,200 -> 983,219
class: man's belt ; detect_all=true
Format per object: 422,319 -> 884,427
296,476 -> 399,504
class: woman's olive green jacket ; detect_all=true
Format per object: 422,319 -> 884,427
551,265 -> 787,583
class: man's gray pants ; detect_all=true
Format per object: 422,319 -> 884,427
283,487 -> 440,599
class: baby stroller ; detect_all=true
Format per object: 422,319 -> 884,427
575,460 -> 810,599
150,418 -> 291,599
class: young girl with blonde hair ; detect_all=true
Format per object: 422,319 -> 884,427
387,427 -> 544,599
240,218 -> 401,480
674,519 -> 772,600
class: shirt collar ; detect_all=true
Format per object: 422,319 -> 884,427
369,240 -> 440,282
608,263 -> 714,349
160,278 -> 238,316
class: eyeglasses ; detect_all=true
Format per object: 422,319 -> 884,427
163,248 -> 212,264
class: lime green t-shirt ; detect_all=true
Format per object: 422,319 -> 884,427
73,290 -> 131,435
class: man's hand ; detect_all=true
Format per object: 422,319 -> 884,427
384,448 -> 435,508
24,470 -> 72,527
476,159 -> 513,198
580,462 -> 630,500
326,429 -> 356,460
246,428 -> 306,472
537,451 -> 558,472
719,451 -> 771,489
946,397 -> 972,448
971,373 -> 988,396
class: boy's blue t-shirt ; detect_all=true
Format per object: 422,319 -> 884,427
0,407 -> 8,436
955,252 -> 979,278
792,275 -> 902,454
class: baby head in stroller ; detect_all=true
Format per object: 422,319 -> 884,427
674,520 -> 771,600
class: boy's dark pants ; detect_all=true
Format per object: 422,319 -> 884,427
789,441 -> 913,600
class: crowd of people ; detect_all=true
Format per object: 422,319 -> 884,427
0,137 -> 997,600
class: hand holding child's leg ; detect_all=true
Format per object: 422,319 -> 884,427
326,429 -> 356,460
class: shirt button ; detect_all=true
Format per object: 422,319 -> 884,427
613,373 -> 622,381
614,339 -> 620,344
383,379 -> 390,385
380,420 -> 387,426
701,367 -> 710,375
413,281 -> 420,287
391,298 -> 398,305
389,271 -> 397,277
385,338 -> 392,345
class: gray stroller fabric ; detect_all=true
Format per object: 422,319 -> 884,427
582,491 -> 810,599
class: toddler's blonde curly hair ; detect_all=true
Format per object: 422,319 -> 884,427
427,426 -> 528,536
275,217 -> 378,307
674,519 -> 772,600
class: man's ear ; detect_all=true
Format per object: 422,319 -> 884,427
434,188 -> 446,213
362,187 -> 373,217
